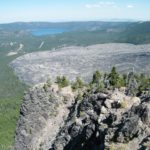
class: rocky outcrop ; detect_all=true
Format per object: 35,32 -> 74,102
51,89 -> 150,150
13,84 -> 75,150
13,84 -> 150,150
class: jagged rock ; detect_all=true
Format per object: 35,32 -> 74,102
98,114 -> 106,123
131,97 -> 141,106
104,99 -> 112,109
97,93 -> 108,99
131,101 -> 150,125
116,115 -> 140,142
101,106 -> 108,114
139,135 -> 150,150
75,118 -> 82,126
13,84 -> 75,150
13,85 -> 150,150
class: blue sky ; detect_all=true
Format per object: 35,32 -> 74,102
0,0 -> 150,23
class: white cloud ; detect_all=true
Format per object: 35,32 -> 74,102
127,5 -> 134,8
85,1 -> 117,9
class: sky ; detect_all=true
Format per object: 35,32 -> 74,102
0,0 -> 150,23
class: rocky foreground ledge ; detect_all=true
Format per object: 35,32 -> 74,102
13,84 -> 150,150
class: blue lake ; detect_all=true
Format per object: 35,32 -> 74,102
30,28 -> 69,36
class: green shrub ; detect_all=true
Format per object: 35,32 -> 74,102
92,70 -> 102,84
72,77 -> 84,90
43,84 -> 48,91
108,67 -> 125,88
137,74 -> 150,94
76,92 -> 84,101
46,78 -> 52,87
56,76 -> 69,88
108,67 -> 119,87
95,81 -> 105,92
89,70 -> 105,92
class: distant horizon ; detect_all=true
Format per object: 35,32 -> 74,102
0,0 -> 150,23
0,18 -> 150,24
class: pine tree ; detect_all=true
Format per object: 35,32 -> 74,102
76,77 -> 84,88
56,76 -> 69,88
90,70 -> 105,92
108,67 -> 119,87
61,76 -> 69,87
72,77 -> 84,90
92,70 -> 101,84
137,74 -> 150,95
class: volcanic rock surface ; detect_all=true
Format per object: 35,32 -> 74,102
13,84 -> 150,150
13,84 -> 75,150
10,43 -> 150,85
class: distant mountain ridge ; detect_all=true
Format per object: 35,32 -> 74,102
0,21 -> 131,31
1,21 -> 150,54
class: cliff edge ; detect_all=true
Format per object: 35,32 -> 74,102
13,83 -> 150,150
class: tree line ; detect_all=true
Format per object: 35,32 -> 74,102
45,67 -> 150,96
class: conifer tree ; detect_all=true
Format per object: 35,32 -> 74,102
56,76 -> 69,88
72,77 -> 84,90
92,70 -> 101,84
108,67 -> 119,87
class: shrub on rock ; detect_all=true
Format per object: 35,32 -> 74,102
56,76 -> 69,88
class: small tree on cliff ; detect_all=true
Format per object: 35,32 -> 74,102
136,73 -> 150,95
72,77 -> 84,90
90,70 -> 104,92
92,70 -> 102,84
109,67 -> 119,86
108,67 -> 125,88
56,76 -> 69,88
